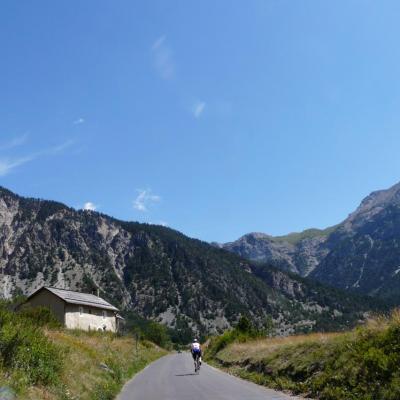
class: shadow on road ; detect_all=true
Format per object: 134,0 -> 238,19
175,373 -> 198,377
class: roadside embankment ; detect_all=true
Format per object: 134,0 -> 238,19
207,311 -> 400,400
26,330 -> 166,400
0,304 -> 167,400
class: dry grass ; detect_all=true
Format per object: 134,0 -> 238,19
219,332 -> 342,363
17,330 -> 167,400
218,311 -> 397,365
211,311 -> 400,400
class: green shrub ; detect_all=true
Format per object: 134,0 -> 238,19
142,321 -> 170,348
125,312 -> 172,348
207,330 -> 238,357
18,306 -> 62,329
91,380 -> 119,400
207,316 -> 265,357
0,304 -> 63,387
236,315 -> 253,333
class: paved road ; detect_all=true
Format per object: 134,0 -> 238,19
117,353 -> 298,400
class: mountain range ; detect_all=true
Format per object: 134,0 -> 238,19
220,181 -> 400,303
0,186 -> 377,337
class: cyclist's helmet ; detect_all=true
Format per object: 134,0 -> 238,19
193,338 -> 198,343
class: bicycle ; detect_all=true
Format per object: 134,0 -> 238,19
194,353 -> 201,374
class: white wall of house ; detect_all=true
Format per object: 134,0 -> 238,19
65,304 -> 117,332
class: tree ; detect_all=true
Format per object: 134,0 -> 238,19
236,315 -> 253,333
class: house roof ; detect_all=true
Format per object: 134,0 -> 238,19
28,287 -> 119,312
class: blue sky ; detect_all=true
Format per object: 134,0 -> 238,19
1,1 -> 400,242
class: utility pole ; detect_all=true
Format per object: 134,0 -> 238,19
135,332 -> 139,356
0,265 -> 3,299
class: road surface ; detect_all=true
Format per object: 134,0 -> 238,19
117,353 -> 298,400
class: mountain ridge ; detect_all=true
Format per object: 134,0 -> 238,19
0,186 -> 378,336
221,181 -> 400,302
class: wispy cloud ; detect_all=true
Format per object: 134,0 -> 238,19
0,139 -> 76,177
0,133 -> 29,151
73,118 -> 85,125
0,133 -> 32,176
192,101 -> 206,118
46,140 -> 75,155
152,35 -> 166,51
0,156 -> 34,177
151,35 -> 175,80
82,202 -> 97,211
133,188 -> 161,212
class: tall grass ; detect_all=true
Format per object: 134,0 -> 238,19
210,310 -> 400,400
43,331 -> 166,400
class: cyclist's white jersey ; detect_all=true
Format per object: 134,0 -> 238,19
191,342 -> 201,351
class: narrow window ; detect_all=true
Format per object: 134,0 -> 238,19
79,306 -> 84,315
102,310 -> 107,319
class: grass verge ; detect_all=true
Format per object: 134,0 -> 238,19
207,310 -> 400,400
18,332 -> 166,400
0,305 -> 167,399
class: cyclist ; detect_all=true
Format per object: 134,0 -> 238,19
190,338 -> 202,367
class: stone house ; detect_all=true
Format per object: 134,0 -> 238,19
24,286 -> 124,332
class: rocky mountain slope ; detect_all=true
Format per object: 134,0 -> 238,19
311,182 -> 400,302
0,187 -> 375,335
219,229 -> 332,276
221,181 -> 400,303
